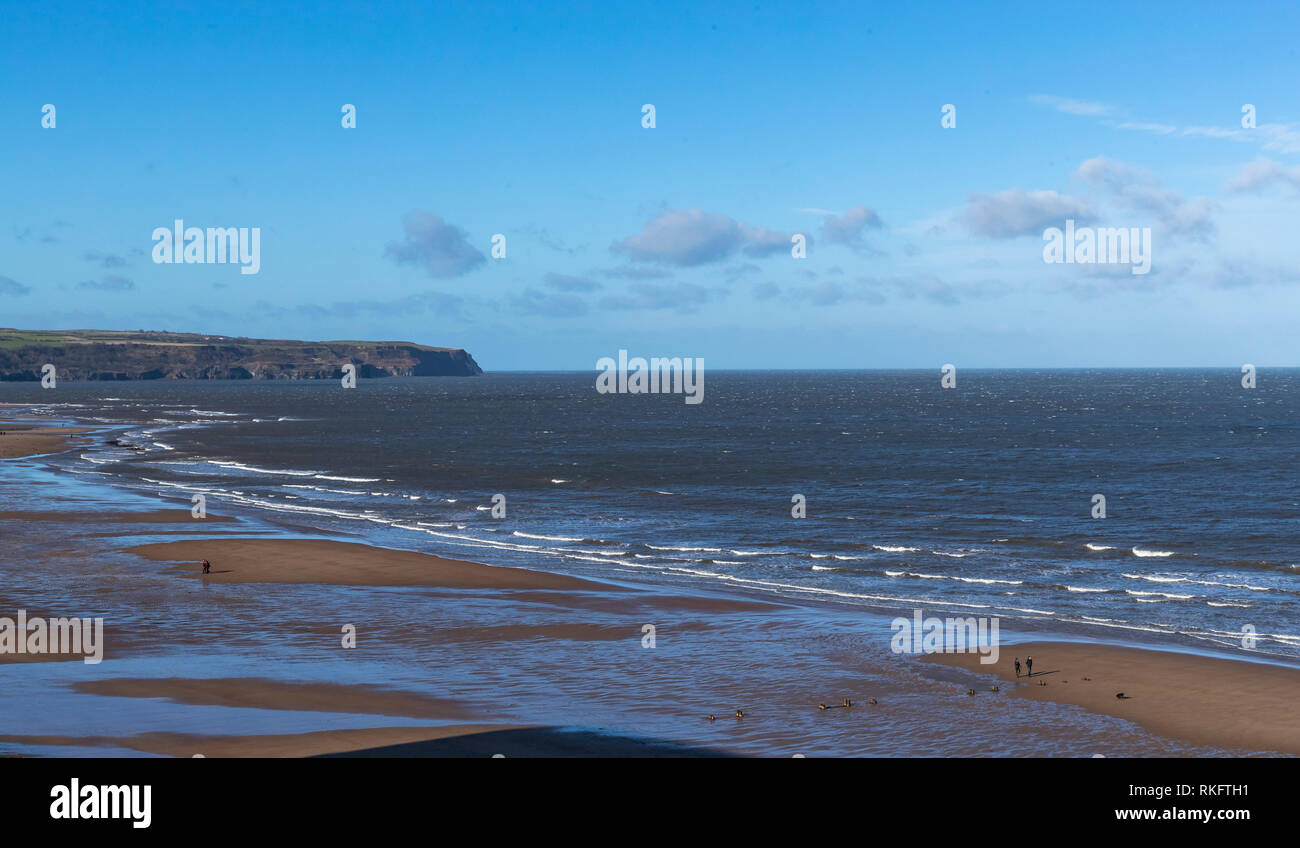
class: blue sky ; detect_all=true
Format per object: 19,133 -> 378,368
2,1 -> 1298,369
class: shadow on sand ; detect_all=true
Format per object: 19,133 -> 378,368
313,726 -> 740,758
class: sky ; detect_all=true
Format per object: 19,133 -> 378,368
2,0 -> 1298,370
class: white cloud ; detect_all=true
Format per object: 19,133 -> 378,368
1075,156 -> 1215,240
1029,94 -> 1112,116
961,189 -> 1095,239
612,208 -> 801,266
821,205 -> 883,249
1225,158 -> 1300,195
385,211 -> 486,278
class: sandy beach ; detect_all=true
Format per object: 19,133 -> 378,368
925,642 -> 1300,755
0,424 -> 97,459
129,537 -> 612,590
31,530 -> 1296,756
126,537 -> 777,614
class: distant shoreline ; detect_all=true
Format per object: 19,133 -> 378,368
0,329 -> 482,381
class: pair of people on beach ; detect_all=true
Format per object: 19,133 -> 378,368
1014,656 -> 1032,677
201,559 -> 211,574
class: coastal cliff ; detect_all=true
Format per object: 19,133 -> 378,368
0,329 -> 483,381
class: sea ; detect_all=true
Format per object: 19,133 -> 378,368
2,369 -> 1297,756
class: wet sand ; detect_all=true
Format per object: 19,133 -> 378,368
0,425 -> 97,459
2,481 -> 1292,756
0,725 -> 735,758
925,641 -> 1300,755
0,599 -> 121,665
71,677 -> 473,719
129,538 -> 612,591
127,537 -> 778,612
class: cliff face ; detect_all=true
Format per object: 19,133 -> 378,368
0,330 -> 483,381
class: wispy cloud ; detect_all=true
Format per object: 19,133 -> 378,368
1211,257 -> 1300,289
600,281 -> 724,313
1225,158 -> 1300,195
1029,94 -> 1112,116
1058,98 -> 1300,155
76,275 -> 136,292
264,291 -> 466,321
776,274 -> 1003,307
1074,156 -> 1215,240
513,288 -> 589,317
83,251 -> 130,269
517,224 -> 585,256
725,263 -> 761,283
0,275 -> 32,296
543,272 -> 602,292
597,265 -> 671,281
1114,121 -> 1177,135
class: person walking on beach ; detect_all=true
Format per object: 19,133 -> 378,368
1014,657 -> 1021,678
1026,655 -> 1033,677
201,559 -> 211,574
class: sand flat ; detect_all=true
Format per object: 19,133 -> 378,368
0,426 -> 97,459
128,537 -> 607,591
924,641 -> 1300,754
71,677 -> 474,720
128,536 -> 776,613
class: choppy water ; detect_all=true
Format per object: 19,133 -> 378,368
3,370 -> 1299,757
3,370 -> 1299,661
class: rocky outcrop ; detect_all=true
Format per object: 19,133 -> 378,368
0,329 -> 483,381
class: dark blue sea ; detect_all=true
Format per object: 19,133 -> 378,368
5,369 -> 1297,661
